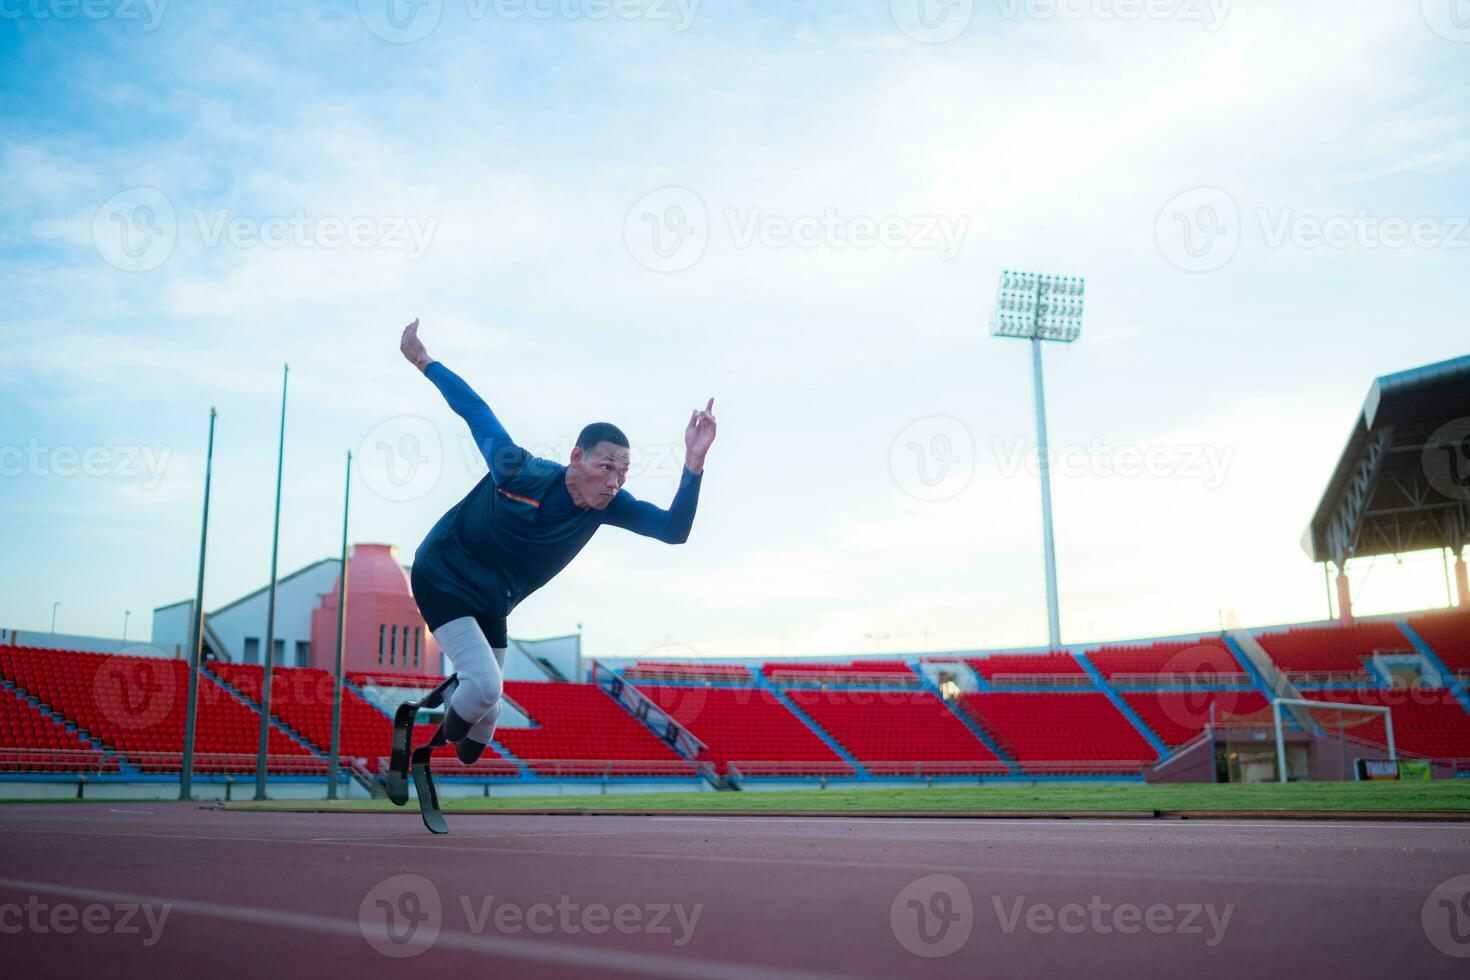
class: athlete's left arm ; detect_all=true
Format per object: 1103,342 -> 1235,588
602,398 -> 716,544
603,468 -> 703,544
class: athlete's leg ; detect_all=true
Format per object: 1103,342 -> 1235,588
456,643 -> 508,763
429,615 -> 507,754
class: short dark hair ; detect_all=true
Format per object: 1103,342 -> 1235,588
576,422 -> 629,453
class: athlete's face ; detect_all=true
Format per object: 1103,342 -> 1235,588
568,441 -> 630,510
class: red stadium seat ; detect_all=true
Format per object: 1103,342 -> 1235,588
642,684 -> 852,776
958,692 -> 1158,773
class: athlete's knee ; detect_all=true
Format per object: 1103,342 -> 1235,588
470,702 -> 501,742
460,664 -> 502,711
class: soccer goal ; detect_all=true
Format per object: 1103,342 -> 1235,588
1270,698 -> 1395,783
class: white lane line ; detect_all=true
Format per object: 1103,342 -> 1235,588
0,877 -> 849,980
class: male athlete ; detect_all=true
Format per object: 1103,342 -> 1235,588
397,319 -> 716,773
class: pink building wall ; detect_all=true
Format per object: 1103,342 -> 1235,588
310,544 -> 440,677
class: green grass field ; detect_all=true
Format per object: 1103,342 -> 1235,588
206,780 -> 1470,813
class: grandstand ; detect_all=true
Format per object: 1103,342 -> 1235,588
6,602 -> 1469,795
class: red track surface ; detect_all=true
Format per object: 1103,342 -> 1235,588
1,804 -> 1468,977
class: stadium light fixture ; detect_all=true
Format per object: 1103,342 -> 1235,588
989,269 -> 1085,648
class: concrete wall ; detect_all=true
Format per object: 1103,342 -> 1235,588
150,603 -> 194,657
211,559 -> 341,667
515,634 -> 582,682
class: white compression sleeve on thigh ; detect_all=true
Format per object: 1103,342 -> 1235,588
431,618 -> 504,724
467,648 -> 508,742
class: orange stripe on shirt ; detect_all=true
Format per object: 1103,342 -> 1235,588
496,488 -> 541,508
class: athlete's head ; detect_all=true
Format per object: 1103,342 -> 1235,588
567,422 -> 630,510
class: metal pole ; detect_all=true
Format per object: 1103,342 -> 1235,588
50,602 -> 59,633
1273,700 -> 1288,783
327,450 -> 352,801
1031,336 -> 1062,648
123,610 -> 130,642
1444,547 -> 1455,608
255,364 -> 289,800
1385,707 -> 1396,762
180,408 -> 218,800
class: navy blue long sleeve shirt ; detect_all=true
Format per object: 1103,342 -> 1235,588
410,361 -> 702,626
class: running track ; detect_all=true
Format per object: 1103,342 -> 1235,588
1,804 -> 1468,977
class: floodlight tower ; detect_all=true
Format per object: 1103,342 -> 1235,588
989,269 -> 1085,648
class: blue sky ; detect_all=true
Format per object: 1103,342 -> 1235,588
2,1 -> 1468,660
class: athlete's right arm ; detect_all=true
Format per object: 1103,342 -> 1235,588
401,318 -> 522,483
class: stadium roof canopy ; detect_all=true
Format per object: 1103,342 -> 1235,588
1302,354 -> 1470,566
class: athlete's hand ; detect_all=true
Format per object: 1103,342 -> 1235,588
684,398 -> 716,474
400,318 -> 432,372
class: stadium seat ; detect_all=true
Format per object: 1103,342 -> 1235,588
497,681 -> 697,778
786,688 -> 1004,776
958,692 -> 1159,773
1407,610 -> 1470,676
762,660 -> 919,687
1086,639 -> 1246,682
1121,691 -> 1271,747
642,684 -> 852,777
1254,622 -> 1409,681
0,647 -> 320,774
0,686 -> 115,772
210,662 -> 516,775
965,652 -> 1090,685
623,662 -> 753,683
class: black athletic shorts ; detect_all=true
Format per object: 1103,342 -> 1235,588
410,563 -> 510,648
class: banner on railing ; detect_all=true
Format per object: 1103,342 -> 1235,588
590,661 -> 708,762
